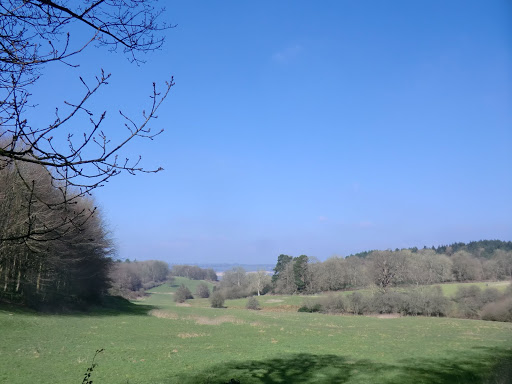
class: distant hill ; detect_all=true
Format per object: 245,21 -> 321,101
193,263 -> 275,273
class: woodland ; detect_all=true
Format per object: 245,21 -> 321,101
0,0 -> 170,309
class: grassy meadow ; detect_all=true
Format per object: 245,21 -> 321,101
0,280 -> 511,383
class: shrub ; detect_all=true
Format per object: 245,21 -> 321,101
453,286 -> 483,319
298,298 -> 322,313
174,284 -> 193,303
195,282 -> 210,298
481,288 -> 501,305
246,297 -> 261,310
210,291 -> 225,308
481,297 -> 512,322
348,291 -> 372,315
372,291 -> 404,314
399,287 -> 450,317
504,283 -> 512,296
220,286 -> 250,300
421,287 -> 450,317
320,294 -> 348,314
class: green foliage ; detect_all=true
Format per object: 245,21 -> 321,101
436,240 -> 512,259
174,284 -> 193,303
245,297 -> 260,310
298,298 -> 322,313
272,254 -> 293,283
210,291 -> 225,308
293,255 -> 309,292
346,250 -> 375,258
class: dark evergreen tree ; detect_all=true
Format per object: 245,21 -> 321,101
272,254 -> 293,283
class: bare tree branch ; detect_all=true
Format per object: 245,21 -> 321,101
0,0 -> 173,242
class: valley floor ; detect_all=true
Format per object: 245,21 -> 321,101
1,280 -> 511,383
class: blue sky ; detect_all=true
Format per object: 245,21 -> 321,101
31,1 -> 511,264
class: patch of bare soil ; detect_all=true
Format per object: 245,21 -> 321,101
149,310 -> 179,319
265,299 -> 284,303
262,305 -> 300,312
175,302 -> 191,307
373,314 -> 401,319
192,315 -> 244,325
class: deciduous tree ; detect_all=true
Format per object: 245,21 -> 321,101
367,250 -> 409,290
0,0 -> 172,242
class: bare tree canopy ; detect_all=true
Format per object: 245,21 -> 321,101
0,0 -> 173,241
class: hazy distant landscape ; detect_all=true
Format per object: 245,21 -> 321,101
1,0 -> 511,383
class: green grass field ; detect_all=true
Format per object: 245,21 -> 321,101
0,280 -> 511,383
434,281 -> 511,297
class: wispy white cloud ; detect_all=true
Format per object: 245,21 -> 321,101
272,44 -> 303,63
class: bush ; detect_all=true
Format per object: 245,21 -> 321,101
399,287 -> 450,317
481,288 -> 501,305
246,297 -> 260,310
210,291 -> 225,308
298,298 -> 322,313
348,292 -> 372,315
453,286 -> 483,319
504,283 -> 512,296
421,287 -> 450,317
195,282 -> 210,298
320,294 -> 348,314
220,286 -> 250,300
174,284 -> 193,303
371,291 -> 404,314
481,297 -> 512,322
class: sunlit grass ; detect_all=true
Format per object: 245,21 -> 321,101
0,279 -> 511,383
435,281 -> 511,297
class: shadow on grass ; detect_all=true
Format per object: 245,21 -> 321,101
86,296 -> 157,316
0,296 -> 156,317
175,346 -> 512,384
